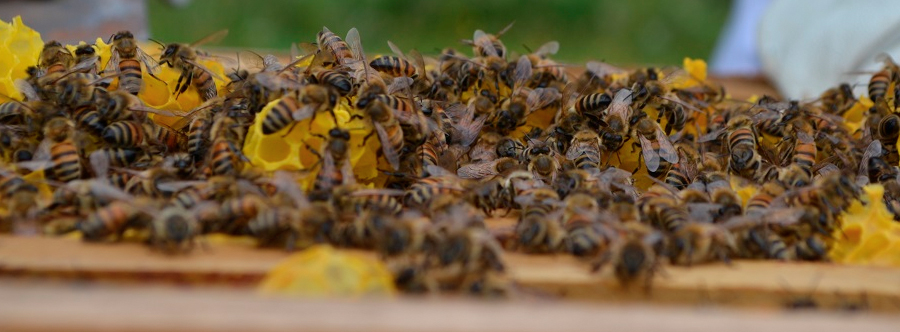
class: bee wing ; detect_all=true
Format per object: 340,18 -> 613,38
127,103 -> 180,118
698,128 -> 725,143
278,52 -> 316,75
190,29 -> 229,48
387,76 -> 414,95
70,56 -> 100,73
526,87 -> 561,111
424,164 -> 457,178
89,180 -> 136,203
346,27 -> 364,62
13,79 -> 40,101
586,61 -> 627,78
409,49 -> 426,77
608,89 -> 633,118
453,114 -> 485,147
32,138 -> 53,163
183,58 -> 225,82
256,71 -> 304,91
271,170 -> 310,208
472,30 -> 498,57
16,160 -> 52,172
261,54 -> 283,71
291,104 -> 316,122
387,40 -> 405,58
170,100 -> 219,130
858,140 -> 883,177
458,160 -> 502,179
514,55 -> 532,91
104,48 -> 120,74
685,203 -> 721,223
136,47 -> 162,75
638,133 -> 660,172
535,41 -> 559,57
374,122 -> 401,170
655,125 -> 679,164
816,163 -> 841,177
88,150 -> 110,179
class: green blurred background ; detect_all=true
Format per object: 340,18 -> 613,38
148,0 -> 730,66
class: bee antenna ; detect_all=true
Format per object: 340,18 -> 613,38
148,38 -> 166,49
107,34 -> 115,44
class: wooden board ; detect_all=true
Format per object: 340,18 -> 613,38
1,235 -> 898,313
2,281 -> 900,332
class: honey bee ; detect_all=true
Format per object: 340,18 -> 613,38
78,197 -> 154,241
106,31 -> 164,95
513,186 -> 565,253
667,222 -> 738,266
867,54 -> 899,104
495,135 -> 525,160
357,95 -> 405,170
462,22 -> 514,59
370,40 -> 423,80
261,85 -> 339,136
876,113 -> 900,165
207,137 -> 243,177
309,69 -> 353,97
306,128 -> 356,199
725,115 -> 761,178
429,226 -> 506,280
73,44 -> 101,75
592,223 -> 664,291
565,129 -> 603,170
149,206 -> 202,254
599,89 -> 634,152
158,30 -> 229,101
317,26 -> 355,66
215,194 -> 271,234
102,120 -> 145,148
36,41 -> 75,84
638,184 -> 689,232
404,165 -> 468,209
665,147 -> 699,190
524,139 -> 560,183
632,113 -> 678,176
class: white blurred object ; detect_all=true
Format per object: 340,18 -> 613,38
759,0 -> 900,99
710,0 -> 771,76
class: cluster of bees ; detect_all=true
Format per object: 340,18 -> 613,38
0,22 -> 897,296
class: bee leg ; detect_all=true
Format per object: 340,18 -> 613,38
174,71 -> 186,98
302,140 -> 324,160
590,250 -> 611,273
146,69 -> 167,85
281,121 -> 301,138
359,130 -> 375,148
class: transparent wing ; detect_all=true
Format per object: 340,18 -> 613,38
13,79 -> 39,101
514,55 -> 532,92
858,140 -> 883,177
639,133 -> 660,172
387,40 -> 405,58
374,122 -> 401,170
655,125 -> 679,164
136,48 -> 161,75
387,76 -> 414,95
183,58 -> 225,82
104,48 -> 120,74
190,29 -> 228,48
473,30 -> 498,57
534,41 -> 559,57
